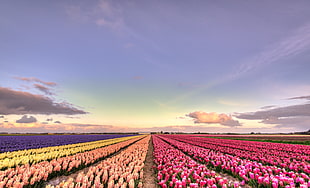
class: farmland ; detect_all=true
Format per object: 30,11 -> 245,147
0,134 -> 309,187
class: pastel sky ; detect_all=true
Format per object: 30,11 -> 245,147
1,0 -> 310,133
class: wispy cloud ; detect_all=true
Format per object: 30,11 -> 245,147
15,77 -> 56,86
260,105 -> 277,110
33,83 -> 54,96
166,23 -> 310,105
15,76 -> 56,96
287,95 -> 310,100
0,87 -> 87,115
132,76 -> 143,80
66,0 -> 124,31
136,125 -> 285,133
231,23 -> 310,79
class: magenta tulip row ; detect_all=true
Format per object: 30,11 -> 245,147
171,135 -> 310,174
0,136 -> 144,188
159,135 -> 310,188
46,135 -> 151,188
152,135 -> 242,188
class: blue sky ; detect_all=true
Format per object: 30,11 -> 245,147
1,0 -> 310,133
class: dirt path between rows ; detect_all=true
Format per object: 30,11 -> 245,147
142,136 -> 158,188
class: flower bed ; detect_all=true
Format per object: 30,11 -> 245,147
0,136 -> 144,187
46,135 -> 151,188
160,135 -> 310,188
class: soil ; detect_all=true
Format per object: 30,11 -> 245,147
142,136 -> 158,188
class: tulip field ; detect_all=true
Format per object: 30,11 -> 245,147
0,134 -> 309,187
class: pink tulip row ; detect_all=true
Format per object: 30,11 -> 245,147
197,136 -> 310,164
159,135 -> 310,188
153,135 -> 242,188
46,135 -> 151,188
167,135 -> 310,174
194,135 -> 310,155
0,136 -> 144,188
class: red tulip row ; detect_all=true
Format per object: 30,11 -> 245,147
159,135 -> 310,188
194,135 -> 310,154
0,136 -> 144,188
46,135 -> 151,188
167,135 -> 310,174
153,135 -> 242,188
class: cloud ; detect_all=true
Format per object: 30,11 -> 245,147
237,99 -> 310,131
46,118 -> 53,121
70,124 -> 105,127
287,95 -> 310,100
95,0 -> 123,29
232,23 -> 310,79
15,77 -> 56,87
137,125 -> 286,134
33,84 -> 54,95
0,116 -> 4,118
0,122 -> 124,133
187,111 -> 241,127
0,87 -> 87,115
237,103 -> 310,120
51,123 -> 130,133
260,105 -> 276,110
165,23 -> 310,105
54,121 -> 61,124
16,115 -> 37,123
260,116 -> 310,130
15,77 -> 56,95
66,0 -> 124,30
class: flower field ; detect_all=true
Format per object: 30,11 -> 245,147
156,135 -> 310,188
0,134 -> 309,187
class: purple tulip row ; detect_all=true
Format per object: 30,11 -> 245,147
159,135 -> 310,188
0,134 -> 134,153
153,135 -> 242,188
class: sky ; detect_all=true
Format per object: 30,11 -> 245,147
1,0 -> 310,133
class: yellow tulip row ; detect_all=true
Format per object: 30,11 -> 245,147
0,135 -> 142,170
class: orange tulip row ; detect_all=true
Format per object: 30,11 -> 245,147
0,136 -> 145,188
46,135 -> 151,188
